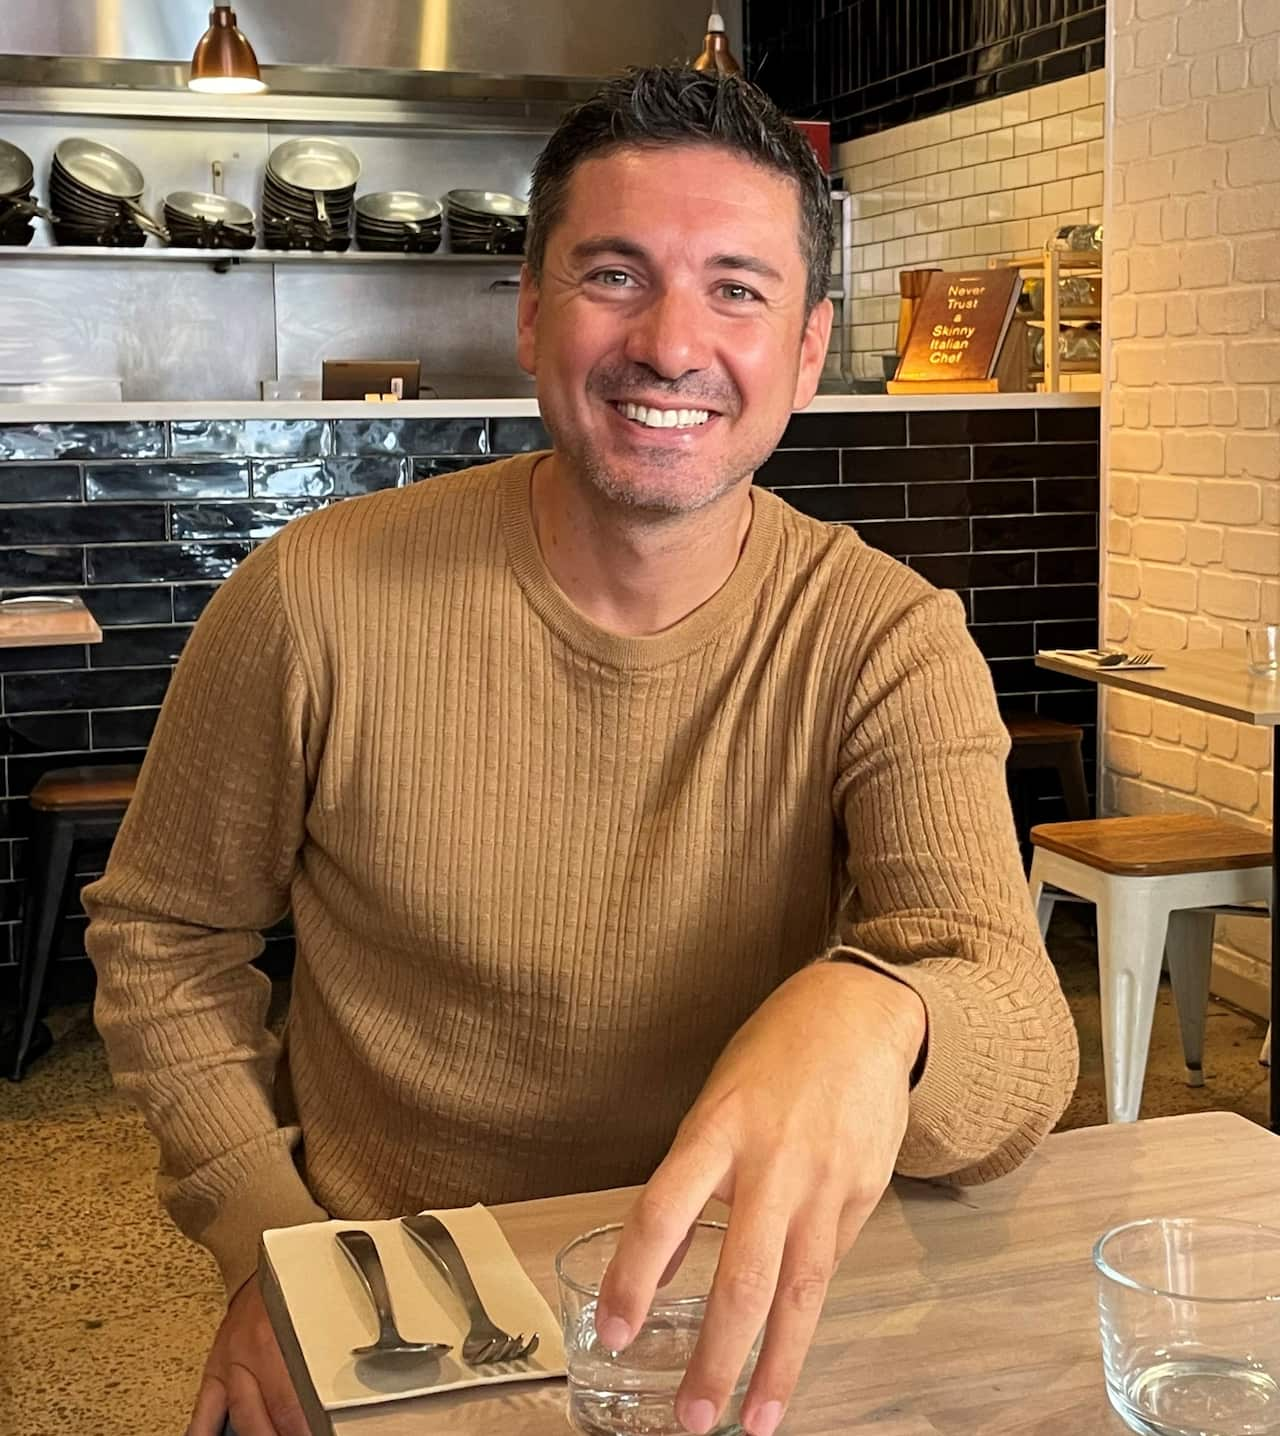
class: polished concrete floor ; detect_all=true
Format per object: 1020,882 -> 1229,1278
0,915 -> 1270,1436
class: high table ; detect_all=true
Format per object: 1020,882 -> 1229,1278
264,1110 -> 1276,1435
1036,647 -> 1279,1128
0,595 -> 103,1076
0,594 -> 101,648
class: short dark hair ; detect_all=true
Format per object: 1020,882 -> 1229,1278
526,65 -> 833,314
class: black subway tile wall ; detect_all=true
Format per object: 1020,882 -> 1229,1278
745,0 -> 1106,144
0,403 -> 1097,989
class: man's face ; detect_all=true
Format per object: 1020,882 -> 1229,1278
517,143 -> 833,516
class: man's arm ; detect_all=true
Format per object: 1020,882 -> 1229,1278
831,585 -> 1079,1183
593,582 -> 1078,1436
83,536 -> 328,1301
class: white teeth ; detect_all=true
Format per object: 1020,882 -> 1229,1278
618,402 -> 711,430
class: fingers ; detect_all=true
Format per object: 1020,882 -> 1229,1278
255,1340 -> 313,1436
190,1277 -> 308,1436
186,1374 -> 228,1436
737,1209 -> 841,1436
595,1128 -> 729,1351
674,1182 -> 791,1435
657,1225 -> 696,1288
225,1362 -> 279,1436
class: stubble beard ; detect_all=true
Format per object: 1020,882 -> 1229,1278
547,398 -> 778,520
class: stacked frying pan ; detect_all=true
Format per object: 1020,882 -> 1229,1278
444,190 -> 527,255
0,140 -> 52,247
262,138 -> 359,252
49,138 -> 168,247
354,192 -> 442,253
164,191 -> 256,250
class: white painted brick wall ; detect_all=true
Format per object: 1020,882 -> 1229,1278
1106,0 -> 1278,1004
832,73 -> 1107,381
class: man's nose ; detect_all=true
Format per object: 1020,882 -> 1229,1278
622,285 -> 714,381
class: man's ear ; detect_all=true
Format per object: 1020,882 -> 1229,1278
792,296 -> 834,409
516,265 -> 539,376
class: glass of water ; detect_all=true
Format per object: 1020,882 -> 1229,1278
1095,1217 -> 1280,1436
1246,625 -> 1279,676
555,1220 -> 761,1435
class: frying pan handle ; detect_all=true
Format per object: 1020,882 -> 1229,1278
313,191 -> 329,226
0,195 -> 56,223
122,197 -> 170,242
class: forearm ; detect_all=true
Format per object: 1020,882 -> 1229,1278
835,587 -> 1078,1181
88,890 -> 326,1293
831,916 -> 1077,1182
83,534 -> 328,1294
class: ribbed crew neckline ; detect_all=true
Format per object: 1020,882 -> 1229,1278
499,450 -> 782,671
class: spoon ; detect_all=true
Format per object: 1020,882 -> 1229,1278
335,1229 -> 452,1359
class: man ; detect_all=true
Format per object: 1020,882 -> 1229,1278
85,66 -> 1077,1436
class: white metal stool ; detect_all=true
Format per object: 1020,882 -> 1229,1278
1030,814 -> 1272,1123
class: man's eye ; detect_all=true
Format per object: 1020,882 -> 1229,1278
719,283 -> 759,302
592,270 -> 634,287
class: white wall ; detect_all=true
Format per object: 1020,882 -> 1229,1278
1103,0 -> 1279,1008
834,72 -> 1107,382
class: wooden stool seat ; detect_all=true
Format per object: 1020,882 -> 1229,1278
1005,714 -> 1085,745
31,765 -> 138,812
1031,814 -> 1270,877
8,764 -> 139,1080
1002,711 -> 1091,843
1030,815 -> 1272,1121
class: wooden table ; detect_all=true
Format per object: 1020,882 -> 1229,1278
1036,647 -> 1279,1127
0,595 -> 104,1075
264,1111 -> 1277,1435
0,594 -> 101,648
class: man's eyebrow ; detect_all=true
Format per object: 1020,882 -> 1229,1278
568,236 -> 651,264
565,238 -> 785,286
708,253 -> 784,284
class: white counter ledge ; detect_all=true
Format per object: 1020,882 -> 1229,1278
0,392 -> 1101,425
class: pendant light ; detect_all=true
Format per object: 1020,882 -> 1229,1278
189,2 -> 267,94
692,1 -> 742,76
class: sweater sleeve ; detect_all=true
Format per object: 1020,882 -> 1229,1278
82,537 -> 328,1297
830,586 -> 1078,1185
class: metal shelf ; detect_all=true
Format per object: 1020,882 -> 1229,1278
3,245 -> 847,300
1025,308 -> 1103,324
0,245 -> 525,267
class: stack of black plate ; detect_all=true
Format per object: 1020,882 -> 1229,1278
444,190 -> 527,255
49,138 -> 168,248
355,192 -> 442,253
164,191 -> 256,250
262,138 -> 360,252
0,139 -> 46,247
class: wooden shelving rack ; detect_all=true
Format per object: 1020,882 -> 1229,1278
992,242 -> 1102,393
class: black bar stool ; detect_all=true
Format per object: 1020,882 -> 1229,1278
1004,713 -> 1091,855
7,764 -> 138,1080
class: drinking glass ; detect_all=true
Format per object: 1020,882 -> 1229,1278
555,1220 -> 761,1436
1095,1217 -> 1280,1436
1246,626 -> 1279,676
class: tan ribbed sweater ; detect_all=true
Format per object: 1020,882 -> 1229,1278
84,451 -> 1077,1298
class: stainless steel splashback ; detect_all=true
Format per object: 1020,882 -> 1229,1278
0,0 -> 743,82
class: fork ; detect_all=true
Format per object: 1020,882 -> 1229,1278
401,1214 -> 540,1365
1099,650 -> 1153,667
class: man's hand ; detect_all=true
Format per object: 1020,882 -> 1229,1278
188,1273 -> 310,1436
595,961 -> 926,1436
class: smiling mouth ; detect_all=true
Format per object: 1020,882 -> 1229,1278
612,400 -> 714,430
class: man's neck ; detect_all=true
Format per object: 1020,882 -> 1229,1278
529,454 -> 754,638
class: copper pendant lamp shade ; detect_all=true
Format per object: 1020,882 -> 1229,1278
692,1 -> 742,76
189,2 -> 267,94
